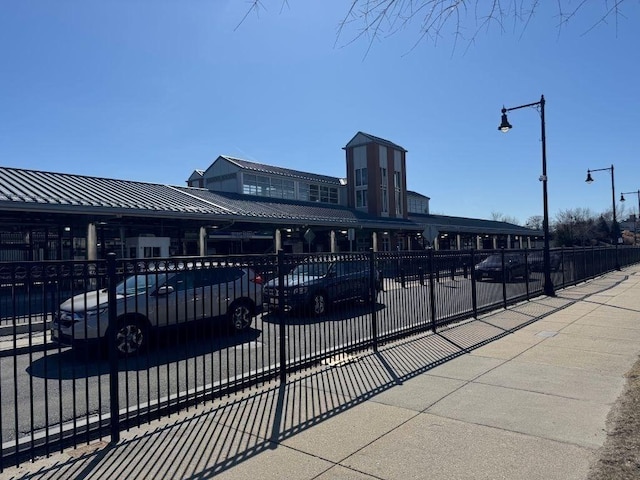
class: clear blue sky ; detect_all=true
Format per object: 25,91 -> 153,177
1,1 -> 639,225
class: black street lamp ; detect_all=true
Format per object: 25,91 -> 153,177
620,189 -> 640,245
585,164 -> 620,269
498,94 -> 555,297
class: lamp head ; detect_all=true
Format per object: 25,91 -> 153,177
620,193 -> 626,202
585,170 -> 594,183
498,108 -> 512,133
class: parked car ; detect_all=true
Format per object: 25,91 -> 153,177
263,258 -> 381,316
474,253 -> 527,282
51,265 -> 263,356
527,251 -> 563,272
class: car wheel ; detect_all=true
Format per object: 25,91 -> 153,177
114,318 -> 147,357
310,292 -> 327,316
228,299 -> 253,331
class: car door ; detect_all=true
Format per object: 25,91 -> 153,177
156,271 -> 196,326
345,260 -> 369,298
202,267 -> 232,318
329,261 -> 352,301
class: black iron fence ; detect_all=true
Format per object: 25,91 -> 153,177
1,245 -> 639,469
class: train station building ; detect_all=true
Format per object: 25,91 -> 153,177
0,132 -> 541,261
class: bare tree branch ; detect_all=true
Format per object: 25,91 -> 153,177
236,1 -> 633,54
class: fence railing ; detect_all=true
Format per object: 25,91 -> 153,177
1,245 -> 639,469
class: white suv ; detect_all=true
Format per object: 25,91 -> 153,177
51,265 -> 263,356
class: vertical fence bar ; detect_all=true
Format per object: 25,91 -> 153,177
369,249 -> 378,352
560,247 -> 565,287
582,246 -> 587,281
470,249 -> 478,318
428,248 -> 437,332
501,249 -> 507,309
524,249 -> 530,300
107,253 -> 120,443
277,250 -> 286,384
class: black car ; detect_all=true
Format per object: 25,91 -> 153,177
263,258 -> 382,316
474,253 -> 527,282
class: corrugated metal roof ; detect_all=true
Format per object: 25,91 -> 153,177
0,167 -> 229,215
0,166 -> 539,236
219,156 -> 343,186
174,187 -> 421,229
409,213 -> 543,236
0,166 -> 420,230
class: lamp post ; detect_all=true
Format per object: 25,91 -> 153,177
620,190 -> 640,245
585,165 -> 620,269
498,94 -> 554,297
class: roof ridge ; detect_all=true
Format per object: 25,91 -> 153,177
0,165 -> 188,189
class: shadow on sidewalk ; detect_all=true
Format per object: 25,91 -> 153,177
9,272 -> 631,479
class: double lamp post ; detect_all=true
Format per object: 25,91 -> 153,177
620,190 -> 640,245
585,165 -> 620,270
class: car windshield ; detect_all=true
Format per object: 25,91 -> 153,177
290,263 -> 330,278
116,273 -> 169,296
481,255 -> 502,266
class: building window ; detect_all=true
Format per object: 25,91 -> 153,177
299,182 -> 338,204
299,183 -> 309,201
394,171 -> 402,216
380,167 -> 388,214
243,174 -> 259,195
356,189 -> 368,207
407,196 -> 428,214
355,167 -> 368,186
243,174 -> 295,199
309,184 -> 319,202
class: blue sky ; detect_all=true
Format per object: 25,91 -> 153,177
1,1 -> 639,225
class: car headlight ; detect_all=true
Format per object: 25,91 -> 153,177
293,286 -> 308,295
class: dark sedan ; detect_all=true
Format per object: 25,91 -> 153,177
263,258 -> 381,316
474,253 -> 528,282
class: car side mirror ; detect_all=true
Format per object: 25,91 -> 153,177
156,285 -> 175,296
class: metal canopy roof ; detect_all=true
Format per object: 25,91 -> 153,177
0,166 -> 540,236
409,213 -> 543,236
0,166 -> 420,230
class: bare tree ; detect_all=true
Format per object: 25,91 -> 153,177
553,207 -> 599,246
240,1 -> 632,54
525,215 -> 543,230
491,211 -> 520,225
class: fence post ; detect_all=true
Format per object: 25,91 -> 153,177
524,249 -> 530,301
501,248 -> 507,309
277,250 -> 287,384
428,248 -> 437,332
107,253 -> 120,444
560,247 -> 565,287
470,249 -> 478,318
369,249 -> 378,352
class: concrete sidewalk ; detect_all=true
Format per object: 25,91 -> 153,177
5,269 -> 640,480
